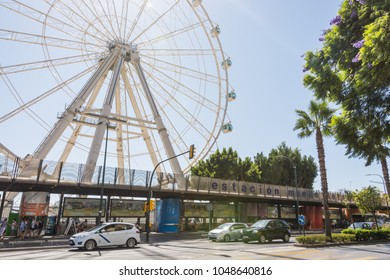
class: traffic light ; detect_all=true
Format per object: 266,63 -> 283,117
189,144 -> 195,159
144,200 -> 156,212
150,199 -> 156,211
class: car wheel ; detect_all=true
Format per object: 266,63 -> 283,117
126,238 -> 137,248
258,234 -> 266,243
223,234 -> 231,242
283,233 -> 290,243
84,240 -> 96,251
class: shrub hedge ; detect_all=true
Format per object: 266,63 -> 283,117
296,228 -> 390,244
296,233 -> 355,244
341,228 -> 390,241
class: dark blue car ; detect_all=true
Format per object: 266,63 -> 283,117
242,219 -> 291,243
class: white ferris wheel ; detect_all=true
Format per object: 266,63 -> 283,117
0,0 -> 235,182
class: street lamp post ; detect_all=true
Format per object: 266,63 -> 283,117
275,155 -> 300,234
366,173 -> 390,217
97,121 -> 109,225
145,148 -> 193,243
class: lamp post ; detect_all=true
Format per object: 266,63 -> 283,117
97,120 -> 109,225
145,147 -> 194,243
275,155 -> 300,234
366,173 -> 390,217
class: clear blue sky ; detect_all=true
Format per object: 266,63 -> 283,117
203,0 -> 383,192
0,0 -> 385,195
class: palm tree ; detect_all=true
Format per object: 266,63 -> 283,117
294,100 -> 336,238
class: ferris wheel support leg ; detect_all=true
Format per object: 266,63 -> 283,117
82,55 -> 124,183
114,85 -> 125,185
121,68 -> 159,170
26,50 -> 119,170
52,72 -> 109,177
132,59 -> 185,187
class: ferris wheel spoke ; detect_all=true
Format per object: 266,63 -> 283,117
121,0 -> 130,40
0,65 -> 94,124
142,48 -> 215,56
145,70 -> 213,142
125,0 -> 148,43
131,0 -> 180,42
111,0 -> 122,40
0,69 -> 52,130
97,0 -> 121,40
78,1 -> 120,44
0,29 -> 100,51
45,0 -> 112,43
142,60 -> 220,112
0,53 -> 97,75
1,1 -> 106,46
150,77 -> 221,138
136,20 -> 205,47
142,54 -> 223,85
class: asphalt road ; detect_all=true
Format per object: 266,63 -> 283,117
0,237 -> 389,260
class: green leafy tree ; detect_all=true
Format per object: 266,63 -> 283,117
294,100 -> 336,238
303,0 -> 390,195
192,144 -> 317,188
258,142 -> 317,189
352,186 -> 383,226
190,148 -> 261,182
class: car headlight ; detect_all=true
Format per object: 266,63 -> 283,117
75,235 -> 87,240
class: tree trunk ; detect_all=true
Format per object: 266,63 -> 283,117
380,156 -> 390,197
316,129 -> 332,238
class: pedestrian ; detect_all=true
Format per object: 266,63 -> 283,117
0,218 -> 8,239
81,219 -> 88,231
38,219 -> 44,236
11,219 -> 18,238
25,219 -> 31,238
30,218 -> 38,238
19,219 -> 26,239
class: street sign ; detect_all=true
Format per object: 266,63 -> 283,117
298,215 -> 306,226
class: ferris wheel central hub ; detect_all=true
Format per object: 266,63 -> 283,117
107,41 -> 138,63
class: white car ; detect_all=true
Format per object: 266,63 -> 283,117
208,222 -> 248,242
69,222 -> 141,250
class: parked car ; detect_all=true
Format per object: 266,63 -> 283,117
69,222 -> 141,250
208,222 -> 248,242
242,219 -> 291,243
348,222 -> 377,229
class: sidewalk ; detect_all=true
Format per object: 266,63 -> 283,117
0,231 -> 208,251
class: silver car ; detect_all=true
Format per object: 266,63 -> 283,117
69,222 -> 141,250
208,222 -> 248,242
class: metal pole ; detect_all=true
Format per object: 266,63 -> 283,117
145,150 -> 190,243
275,155 -> 301,234
293,165 -> 301,234
366,174 -> 389,217
97,122 -> 109,225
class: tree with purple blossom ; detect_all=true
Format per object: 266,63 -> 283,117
302,0 -> 390,198
352,39 -> 364,48
329,15 -> 342,25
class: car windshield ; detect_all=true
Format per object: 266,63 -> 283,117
217,223 -> 232,229
251,220 -> 269,228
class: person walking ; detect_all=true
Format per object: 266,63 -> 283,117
11,219 -> 18,238
30,218 -> 38,238
0,218 -> 8,239
19,219 -> 26,239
